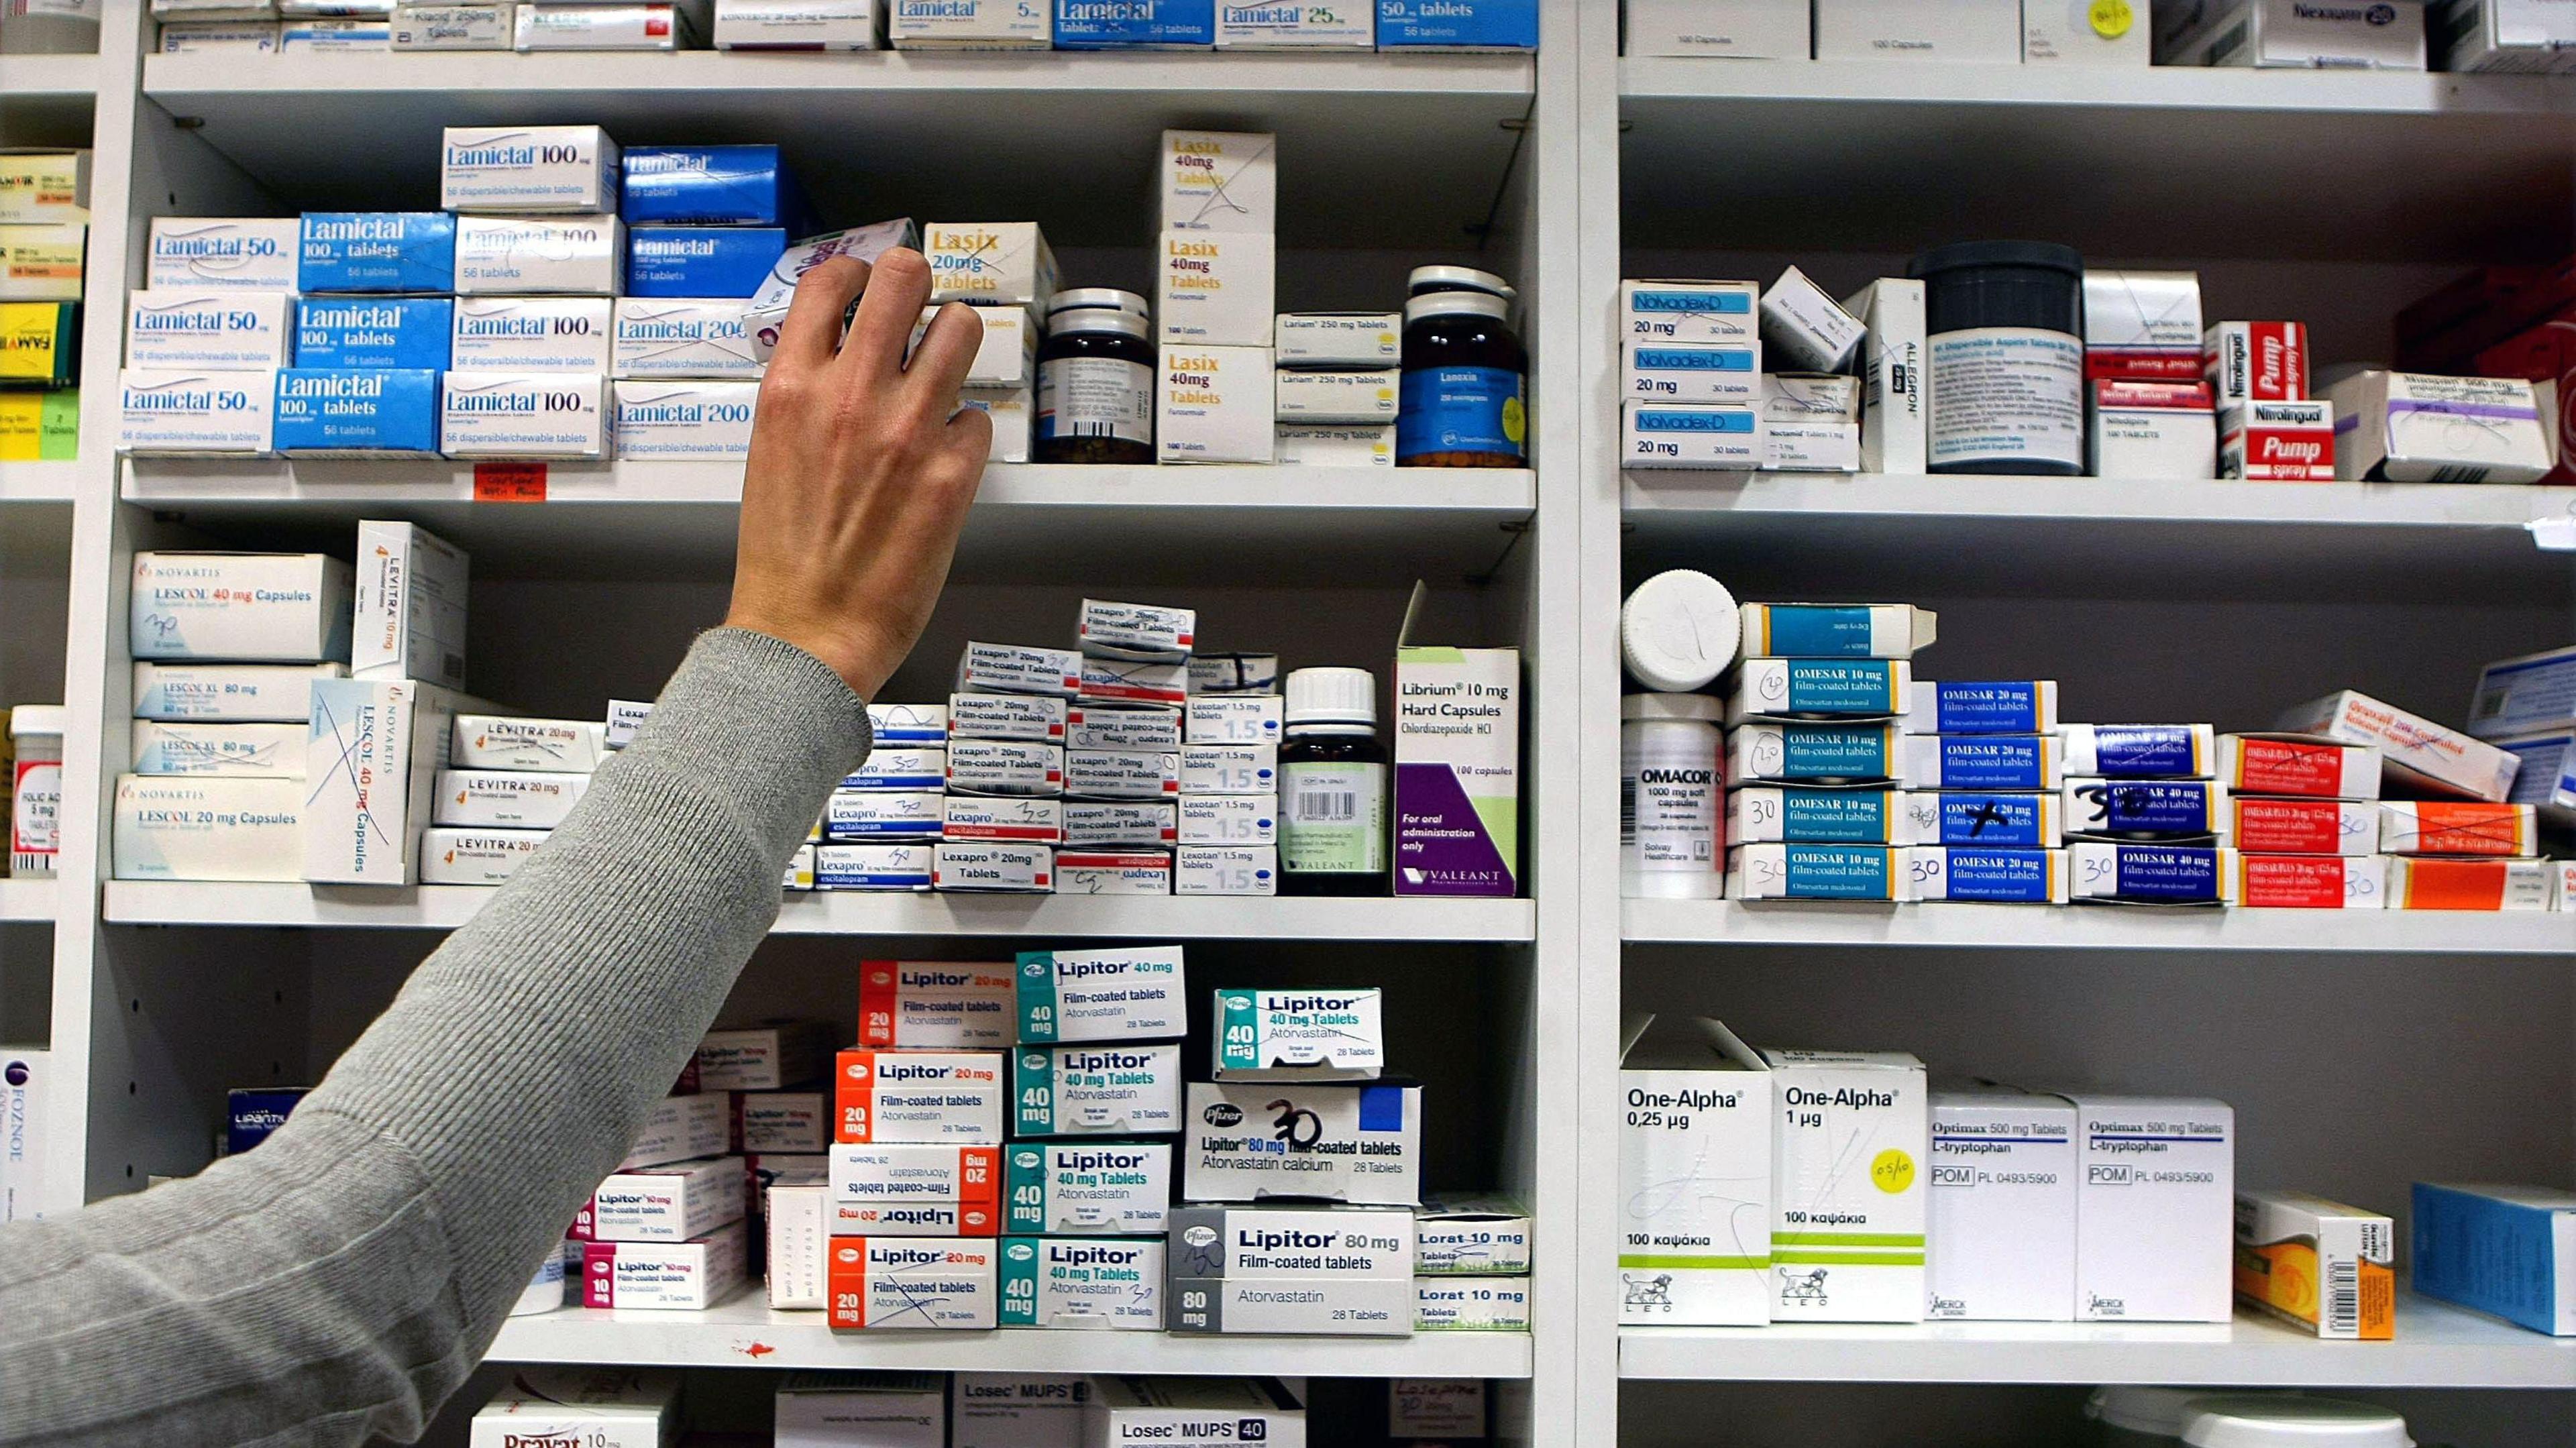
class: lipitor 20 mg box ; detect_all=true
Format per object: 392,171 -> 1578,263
857,960 -> 1016,1048
832,1049 -> 1006,1143
825,1237 -> 1000,1328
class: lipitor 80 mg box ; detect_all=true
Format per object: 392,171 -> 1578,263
1015,945 -> 1185,1043
1928,1085 -> 2076,1321
1761,1046 -> 1927,1323
2071,1095 -> 2234,1322
1181,1079 -> 1421,1205
148,217 -> 301,291
1167,1204 -> 1413,1335
832,1049 -> 1006,1143
1005,1141 -> 1173,1235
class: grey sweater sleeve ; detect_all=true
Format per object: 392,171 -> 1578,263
0,626 -> 869,1448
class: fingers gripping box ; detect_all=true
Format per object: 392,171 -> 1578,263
1759,1046 -> 1928,1323
1618,1016 -> 1774,1326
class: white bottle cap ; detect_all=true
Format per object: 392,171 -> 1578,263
1621,693 -> 1721,723
2090,1388 -> 2222,1439
1048,288 -> 1150,321
1620,570 -> 1739,693
2182,1398 -> 2412,1448
1284,667 -> 1376,727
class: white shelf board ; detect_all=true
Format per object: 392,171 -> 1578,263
0,55 -> 97,142
1622,471 -> 2576,600
1619,1294 -> 2575,1388
104,880 -> 1536,942
0,461 -> 78,504
138,51 -> 1533,249
1618,58 -> 2576,260
0,879 -> 55,924
1621,899 -> 2576,955
490,1299 -> 1532,1376
122,459 -> 1537,584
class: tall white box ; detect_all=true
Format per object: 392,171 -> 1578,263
1927,1085 -> 2078,1321
1159,345 -> 1273,463
1618,1016 -> 1774,1326
1157,230 -> 1273,345
1625,0 -> 1811,56
440,125 -> 619,213
131,552 -> 352,663
954,1375 -> 1089,1448
2025,0 -> 2152,62
2070,1094 -> 2235,1322
353,520 -> 468,690
0,1045 -> 50,1222
1760,1045 -> 1928,1322
1842,278 -> 1926,474
1158,129 -> 1277,232
303,677 -> 472,885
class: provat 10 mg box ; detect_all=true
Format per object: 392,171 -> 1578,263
1182,1079 -> 1422,1206
832,1049 -> 1005,1143
1927,1085 -> 2076,1321
2071,1095 -> 2234,1322
1000,1237 -> 1166,1329
858,960 -> 1015,1048
826,1237 -> 1000,1329
468,1368 -> 678,1448
1760,1046 -> 1927,1323
1014,945 -> 1185,1043
1166,1205 -> 1414,1335
1212,987 -> 1384,1080
2234,1188 -> 2395,1339
1618,1017 -> 1773,1325
1395,641 -> 1519,897
1014,1042 -> 1182,1135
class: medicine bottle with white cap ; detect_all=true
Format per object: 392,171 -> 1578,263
1036,288 -> 1155,465
1622,693 -> 1723,899
1278,666 -> 1388,895
1399,266 -> 1527,468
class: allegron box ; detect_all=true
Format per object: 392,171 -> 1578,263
1761,1045 -> 1928,1323
1181,1079 -> 1421,1205
1928,1085 -> 2076,1321
1014,945 -> 1186,1043
1014,1042 -> 1182,1135
831,1048 -> 1005,1143
1000,1237 -> 1166,1329
2071,1095 -> 2235,1322
1005,1141 -> 1173,1235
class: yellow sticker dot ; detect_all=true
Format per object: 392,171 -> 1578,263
2090,0 -> 2134,38
1501,395 -> 1527,446
1872,1149 -> 1915,1194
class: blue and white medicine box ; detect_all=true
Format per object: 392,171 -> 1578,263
1913,847 -> 2068,904
1054,0 -> 1214,47
270,369 -> 442,455
1904,734 -> 2060,791
626,227 -> 789,298
1726,842 -> 1906,901
1725,787 -> 1905,846
2469,645 -> 2576,741
2061,724 -> 2216,780
1375,0 -> 1536,49
2413,1182 -> 2576,1335
2069,842 -> 2224,903
620,145 -> 796,226
2496,729 -> 2575,812
294,296 -> 454,370
2063,777 -> 2224,839
1903,681 -> 2061,736
227,1087 -> 311,1155
1906,791 -> 2059,848
1625,341 -> 1760,403
297,213 -> 457,294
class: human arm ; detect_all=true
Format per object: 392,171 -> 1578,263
0,251 -> 989,1447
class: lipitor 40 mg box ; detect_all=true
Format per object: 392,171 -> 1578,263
1006,1141 -> 1173,1235
1212,988 -> 1384,1080
999,1236 -> 1166,1329
1761,1046 -> 1928,1323
1015,945 -> 1186,1043
1014,1042 -> 1181,1135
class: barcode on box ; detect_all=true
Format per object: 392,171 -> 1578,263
2326,1258 -> 2359,1337
1298,791 -> 1356,822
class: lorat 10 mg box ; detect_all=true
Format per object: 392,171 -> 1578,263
1213,987 -> 1384,1080
1617,1016 -> 1774,1326
1183,1080 -> 1422,1206
1167,1205 -> 1415,1336
1415,1194 -> 1533,1276
1762,1046 -> 1927,1323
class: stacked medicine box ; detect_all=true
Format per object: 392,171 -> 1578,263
1175,641 -> 1283,897
612,144 -> 797,460
1619,271 -> 1867,474
1156,130 -> 1277,464
153,0 -> 722,52
1172,985 -> 1435,1337
2467,644 -> 2576,913
2208,317 -> 2335,481
1719,602 -> 1939,901
1898,673 -> 2068,904
939,636 -> 1076,893
1058,598 -> 1194,895
1273,307 -> 1400,466
808,701 -> 947,891
2082,270 -> 2217,480
2212,732 -> 2390,909
2058,722 -> 2226,905
924,220 -> 1057,463
0,151 -> 87,462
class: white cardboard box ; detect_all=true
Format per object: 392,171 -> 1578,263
1014,944 -> 1186,1044
433,769 -> 588,828
953,1375 -> 1089,1448
146,216 -> 301,292
452,213 -> 624,294
576,1217 -> 747,1309
1815,0 -> 2021,59
353,519 -> 468,689
129,720 -> 303,777
2329,369 -> 2553,483
440,124 -> 617,213
1210,987 -> 1383,1080
1086,1379 -> 1306,1448
1157,230 -> 1274,346
1618,1016 -> 1773,1326
1626,0 -> 1809,56
1761,1046 -> 1929,1323
1157,129 -> 1278,233
776,1371 -> 947,1448
2070,1095 -> 2235,1321
1928,1085 -> 2078,1321
826,1237 -> 1001,1328
617,1090 -> 730,1170
696,1020 -> 832,1091
574,1154 -> 746,1243
468,1368 -> 678,1448
304,678 -> 472,885
858,960 -> 1018,1048
2026,0 -> 2152,62
924,222 -> 1059,311
1160,346 -> 1274,463
2276,689 -> 2522,802
1843,278 -> 1928,474
418,826 -> 547,885
1013,1041 -> 1183,1135
714,0 -> 879,48
439,370 -> 608,458
884,0 -> 1045,46
1002,1237 -> 1167,1329
452,295 -> 614,372
124,290 -> 291,370
111,775 -> 303,881
132,662 -> 345,722
130,552 -> 350,661
1181,1079 -> 1421,1205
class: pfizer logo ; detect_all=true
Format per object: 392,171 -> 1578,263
1007,1241 -> 1035,1262
835,1245 -> 860,1264
2366,3 -> 2395,20
1013,1148 -> 1040,1168
1182,1225 -> 1218,1249
1203,1102 -> 1243,1127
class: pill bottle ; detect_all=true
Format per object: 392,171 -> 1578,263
1399,272 -> 1527,469
1621,569 -> 1740,692
2180,1398 -> 2411,1448
512,1247 -> 568,1316
2086,1388 -> 2226,1448
1278,666 -> 1388,896
1036,303 -> 1155,465
1910,240 -> 2086,476
10,705 -> 62,878
1622,693 -> 1723,899
1046,287 -> 1150,323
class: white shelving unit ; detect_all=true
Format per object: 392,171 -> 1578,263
13,3 -> 2573,1445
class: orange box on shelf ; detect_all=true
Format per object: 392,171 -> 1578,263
2385,856 -> 2556,911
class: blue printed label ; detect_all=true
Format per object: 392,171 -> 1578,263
1929,793 -> 2047,846
293,297 -> 453,370
1925,848 -> 2056,903
1760,606 -> 1876,658
1784,661 -> 1900,716
1776,726 -> 1894,780
1778,790 -> 1894,843
2086,726 -> 2203,778
1054,0 -> 1216,46
1928,737 -> 2047,791
1632,347 -> 1755,373
2093,846 -> 2220,902
1927,681 -> 2042,734
1634,407 -> 1756,435
816,865 -> 932,887
1782,845 -> 1895,899
2069,779 -> 2218,836
1398,365 -> 1525,462
1630,288 -> 1753,316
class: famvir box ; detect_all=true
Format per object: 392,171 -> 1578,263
1014,1042 -> 1182,1135
353,520 -> 468,689
858,960 -> 1016,1048
1394,638 -> 1519,897
271,369 -> 442,456
1014,945 -> 1186,1044
295,296 -> 453,370
125,291 -> 290,370
1927,1085 -> 2076,1321
468,1368 -> 678,1448
148,217 -> 301,292
1182,1079 -> 1422,1205
133,662 -> 346,723
1212,988 -> 1384,1080
826,1237 -> 1000,1328
775,1372 -> 945,1448
832,1048 -> 1006,1143
130,552 -> 352,661
1089,1379 -> 1306,1448
298,212 -> 455,294
1000,1237 -> 1167,1329
2070,1095 -> 2233,1322
1760,1046 -> 1927,1323
2412,1182 -> 2576,1334
1617,1017 -> 1772,1326
116,370 -> 275,455
573,1154 -> 746,1242
612,297 -> 761,378
304,678 -> 474,885
451,296 -> 614,372
954,1375 -> 1090,1448
2233,1188 -> 2396,1339
1005,1141 -> 1174,1235
1166,1204 -> 1414,1335
440,125 -> 619,213
2277,689 -> 2522,802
